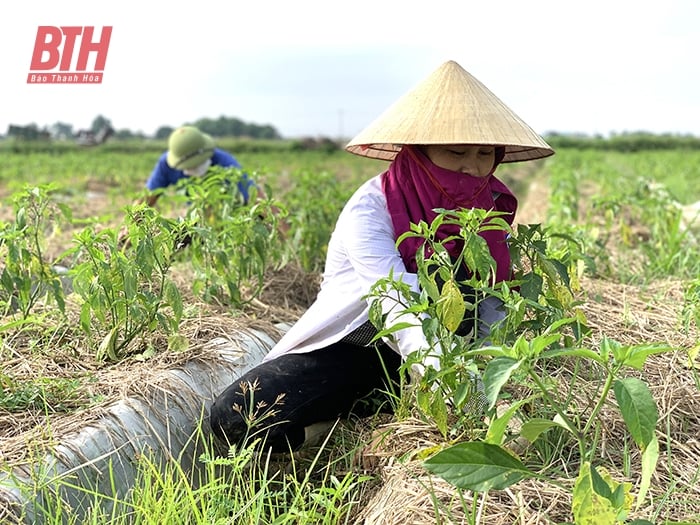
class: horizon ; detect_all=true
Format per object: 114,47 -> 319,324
4,118 -> 700,142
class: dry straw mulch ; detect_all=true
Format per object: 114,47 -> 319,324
352,417 -> 575,525
351,276 -> 700,524
1,260 -> 699,523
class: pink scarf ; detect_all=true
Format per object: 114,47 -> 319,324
381,145 -> 517,283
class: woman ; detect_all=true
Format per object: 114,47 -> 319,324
209,60 -> 554,451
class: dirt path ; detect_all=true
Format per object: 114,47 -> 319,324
516,175 -> 550,225
502,159 -> 551,226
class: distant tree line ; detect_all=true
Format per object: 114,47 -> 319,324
544,131 -> 700,152
6,116 -> 700,153
153,116 -> 281,141
6,124 -> 51,141
5,115 -> 283,142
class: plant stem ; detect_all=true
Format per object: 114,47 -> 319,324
526,367 -> 587,459
581,365 -> 616,438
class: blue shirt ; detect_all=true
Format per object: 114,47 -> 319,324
146,148 -> 254,203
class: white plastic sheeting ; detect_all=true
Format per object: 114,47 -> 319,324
0,326 -> 283,524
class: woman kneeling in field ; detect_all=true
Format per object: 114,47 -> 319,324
209,60 -> 554,452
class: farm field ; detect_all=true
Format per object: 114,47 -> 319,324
1,140 -> 700,524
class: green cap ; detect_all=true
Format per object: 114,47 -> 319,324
166,126 -> 215,170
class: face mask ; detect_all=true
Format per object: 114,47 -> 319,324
183,158 -> 212,177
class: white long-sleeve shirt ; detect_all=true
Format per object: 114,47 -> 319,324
262,174 -> 506,369
263,174 -> 430,363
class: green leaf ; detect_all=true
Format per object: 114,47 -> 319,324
96,325 -> 120,362
79,302 -> 92,334
552,413 -> 577,435
431,392 -> 448,437
482,357 -> 522,411
603,337 -> 624,362
453,381 -> 469,408
572,462 -> 618,525
436,278 -> 466,333
550,258 -> 572,288
610,482 -> 627,509
164,280 -> 183,322
539,347 -> 606,365
637,434 -> 659,510
485,398 -> 532,445
528,333 -> 563,357
167,334 -> 189,353
623,344 -> 674,370
519,418 -> 559,443
16,207 -> 26,229
419,271 -> 440,301
613,378 -> 658,449
519,272 -> 543,302
416,389 -> 432,417
590,464 -> 613,501
423,441 -> 533,492
687,344 -> 700,369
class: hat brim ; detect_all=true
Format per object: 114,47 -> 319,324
345,61 -> 554,163
166,133 -> 216,170
345,142 -> 554,163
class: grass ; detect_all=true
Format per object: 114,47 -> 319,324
11,416 -> 374,525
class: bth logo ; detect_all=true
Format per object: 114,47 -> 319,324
27,26 -> 112,84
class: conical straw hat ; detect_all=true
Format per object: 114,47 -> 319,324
345,60 -> 554,163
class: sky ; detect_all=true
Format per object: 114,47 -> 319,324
2,0 -> 699,140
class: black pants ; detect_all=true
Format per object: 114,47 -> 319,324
209,341 -> 402,452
